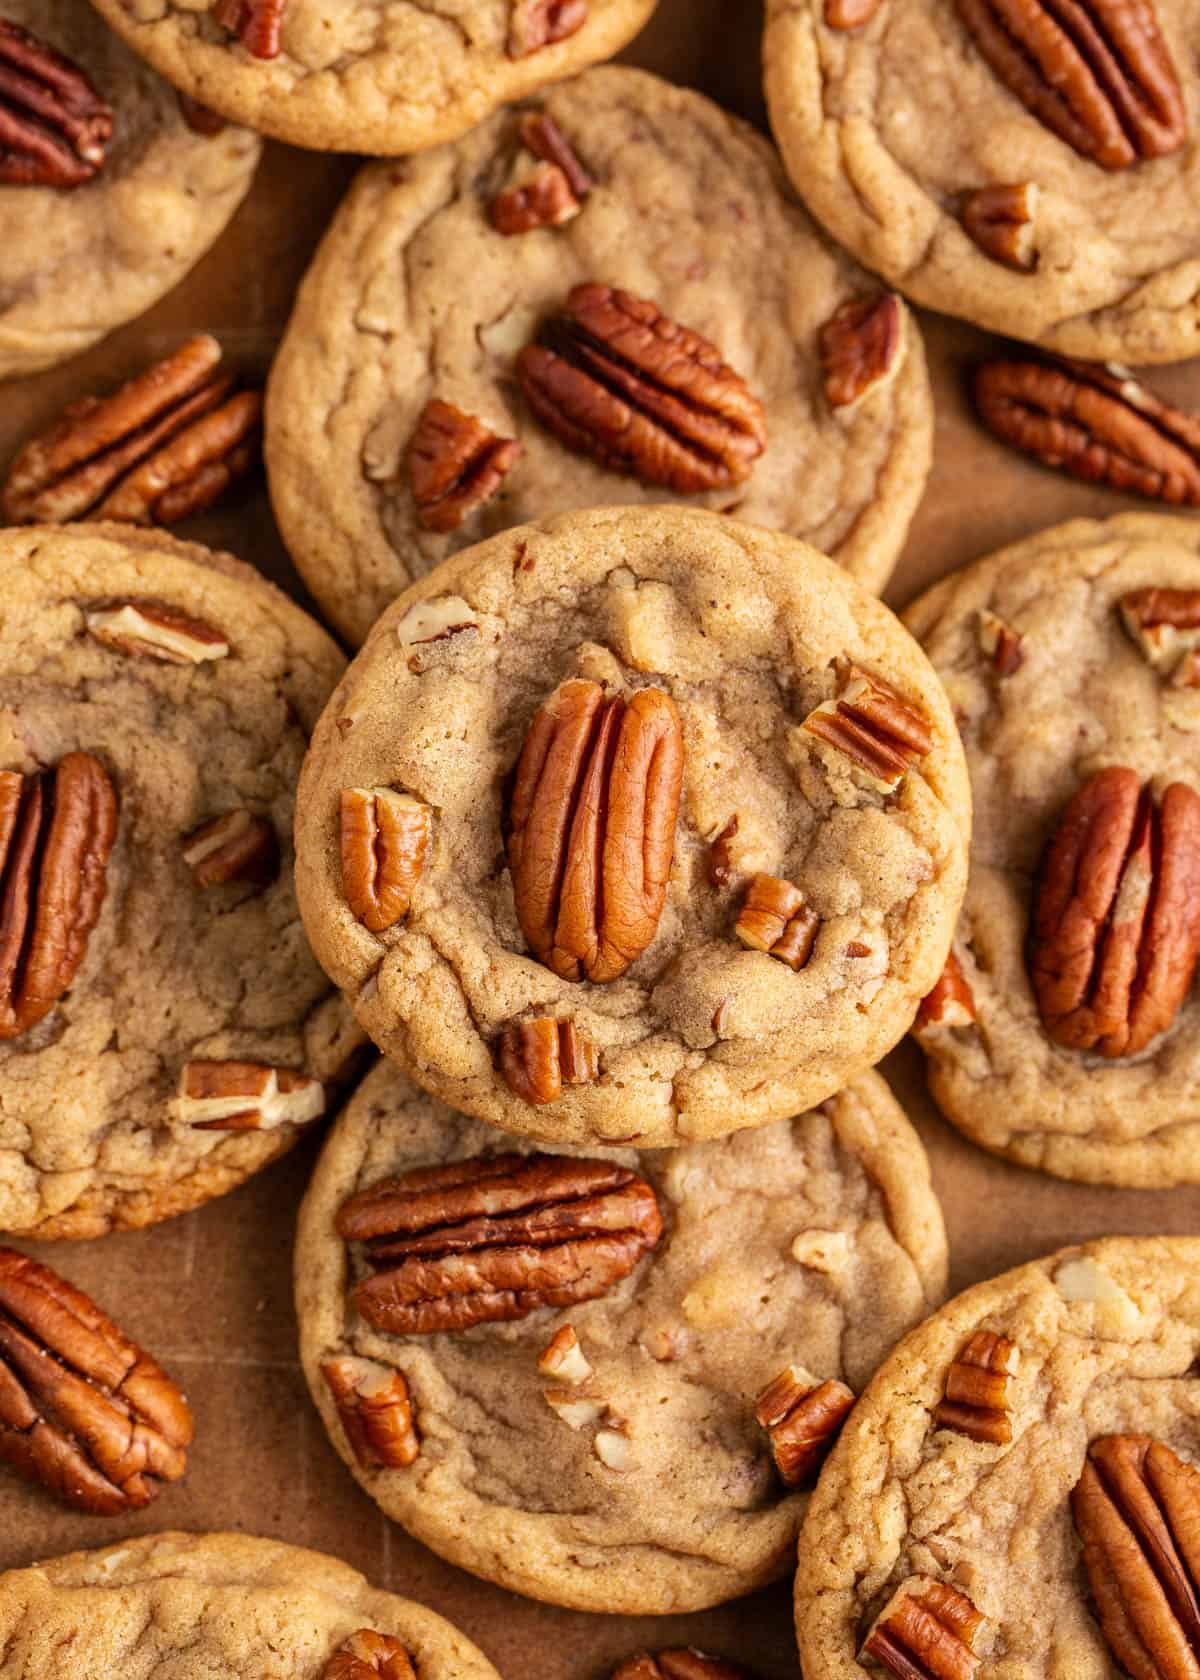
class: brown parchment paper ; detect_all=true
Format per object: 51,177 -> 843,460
0,4 -> 1197,1675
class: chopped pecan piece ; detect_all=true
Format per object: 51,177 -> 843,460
934,1330 -> 1019,1444
0,20 -> 113,187
0,754 -> 117,1041
613,1655 -> 750,1680
544,1387 -> 606,1430
539,1324 -> 593,1384
1030,768 -> 1200,1058
498,1016 -> 598,1105
321,1357 -> 419,1470
1120,588 -> 1200,684
520,111 -> 592,198
182,809 -> 278,888
735,876 -> 820,971
177,93 -> 226,135
323,1630 -> 416,1680
914,951 -> 978,1037
962,182 -> 1039,271
340,788 -> 431,934
174,1060 -> 325,1130
825,0 -> 883,25
492,161 -> 581,234
508,0 -> 588,57
956,0 -> 1186,170
0,335 -> 262,526
406,399 -> 520,533
338,1152 -> 663,1335
212,0 -> 287,58
862,1578 -> 985,1680
708,815 -> 740,889
517,283 -> 767,493
508,679 -> 684,983
0,1246 -> 192,1513
754,1366 -> 856,1488
978,608 -> 1025,675
803,663 -> 934,793
820,294 -> 905,411
86,601 -> 230,664
394,595 -> 479,647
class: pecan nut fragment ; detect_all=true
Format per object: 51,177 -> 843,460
955,0 -> 1186,170
978,608 -> 1026,675
1120,588 -> 1200,685
820,294 -> 905,411
614,1654 -> 751,1680
508,679 -> 684,983
338,1152 -> 663,1335
0,20 -> 113,187
0,754 -> 117,1041
934,1330 -> 1019,1444
406,399 -> 520,533
754,1366 -> 856,1488
914,951 -> 978,1037
498,1016 -> 598,1104
0,335 -> 262,527
212,0 -> 287,59
826,0 -> 883,26
862,1578 -> 985,1680
0,1246 -> 192,1513
87,601 -> 230,664
520,110 -> 593,198
508,0 -> 588,57
962,182 -> 1039,271
182,809 -> 278,888
174,1060 -> 325,1130
1030,768 -> 1200,1058
516,284 -> 767,493
735,876 -> 820,971
321,1357 -> 419,1470
340,788 -> 431,935
324,1631 -> 416,1680
803,663 -> 934,794
708,815 -> 740,889
491,162 -> 582,235
1072,1435 -> 1200,1680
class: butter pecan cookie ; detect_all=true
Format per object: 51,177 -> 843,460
764,0 -> 1200,363
293,506 -> 970,1147
0,0 -> 259,382
295,1057 -> 947,1613
84,0 -> 658,155
0,1531 -> 500,1678
265,66 -> 933,645
0,522 -> 348,1239
794,1237 -> 1200,1680
909,512 -> 1200,1186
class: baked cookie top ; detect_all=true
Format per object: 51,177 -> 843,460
295,1058 -> 947,1614
908,512 -> 1200,1187
0,1531 -> 500,1678
0,523 -> 347,1239
0,0 -> 259,382
294,506 -> 970,1148
763,0 -> 1200,363
265,66 -> 932,646
793,1237 -> 1200,1680
84,0 -> 659,155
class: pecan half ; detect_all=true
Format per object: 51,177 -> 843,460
338,1152 -> 663,1335
321,1357 -> 419,1470
955,0 -> 1186,170
324,1631 -> 416,1680
803,663 -> 934,793
934,1330 -> 1019,1444
754,1366 -> 856,1488
1030,768 -> 1200,1058
0,20 -> 113,187
406,399 -> 520,533
212,0 -> 287,58
508,679 -> 684,983
914,951 -> 978,1037
516,284 -> 767,493
0,1246 -> 192,1513
520,110 -> 592,198
614,1655 -> 750,1680
820,294 -> 905,411
340,788 -> 431,935
978,608 -> 1025,675
962,183 -> 1039,271
1072,1435 -> 1200,1680
86,601 -> 230,664
1,335 -> 262,526
508,0 -> 588,57
826,0 -> 883,25
735,876 -> 820,971
1120,588 -> 1200,684
174,1060 -> 325,1130
0,754 -> 117,1041
862,1579 -> 985,1680
182,809 -> 278,888
975,358 -> 1200,505
498,1016 -> 598,1104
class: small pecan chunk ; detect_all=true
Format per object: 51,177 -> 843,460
862,1578 -> 985,1680
175,1059 -> 325,1130
978,608 -> 1025,675
1120,588 -> 1200,684
406,399 -> 520,533
321,1357 -> 419,1470
498,1017 -> 598,1105
1,335 -> 262,527
212,0 -> 287,58
0,754 -> 117,1041
820,294 -> 905,411
394,595 -> 479,647
539,1323 -> 593,1384
340,788 -> 431,935
707,815 -> 740,889
0,1246 -> 192,1513
0,20 -> 113,188
323,1630 -> 416,1680
962,183 -> 1039,271
520,110 -> 593,198
754,1366 -> 856,1488
177,93 -> 226,136
338,1152 -> 663,1336
803,664 -> 934,793
735,876 -> 820,971
614,1653 -> 750,1680
1030,768 -> 1200,1058
491,162 -> 581,235
934,1330 -> 1019,1444
517,284 -> 767,493
825,0 -> 883,26
956,0 -> 1186,170
182,809 -> 278,888
86,601 -> 230,664
914,951 -> 977,1037
508,679 -> 684,983
508,0 -> 588,57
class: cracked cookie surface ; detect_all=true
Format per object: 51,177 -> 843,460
763,0 -> 1200,362
296,1058 -> 947,1613
0,0 -> 259,382
794,1236 -> 1200,1680
0,1531 -> 500,1678
0,523 -> 346,1239
265,66 -> 933,646
294,505 -> 970,1147
908,512 -> 1200,1186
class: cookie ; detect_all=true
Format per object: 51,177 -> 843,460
294,505 -> 970,1147
84,0 -> 659,155
908,512 -> 1200,1187
265,66 -> 933,645
0,1 -> 259,382
793,1236 -> 1200,1680
295,1057 -> 948,1614
0,522 -> 347,1239
763,0 -> 1200,363
0,1531 -> 500,1678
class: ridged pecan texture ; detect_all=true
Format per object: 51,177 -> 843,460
212,0 -> 287,58
406,399 -> 520,532
321,1357 -> 419,1470
0,20 -> 112,187
323,1631 -> 416,1680
933,1330 -> 1019,1444
914,951 -> 978,1036
508,0 -> 589,57
861,1578 -> 986,1680
613,1654 -> 751,1680
498,1016 -> 599,1104
340,788 -> 431,934
961,183 -> 1040,270
754,1366 -> 856,1487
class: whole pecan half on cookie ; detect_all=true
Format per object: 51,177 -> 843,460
0,1247 -> 192,1513
516,284 -> 767,492
323,1630 -> 416,1680
1029,768 -> 1200,1058
338,1153 -> 663,1335
0,21 -> 113,188
861,1578 -> 986,1680
820,294 -> 905,411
